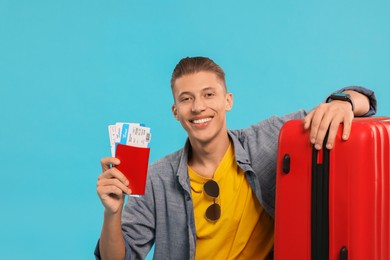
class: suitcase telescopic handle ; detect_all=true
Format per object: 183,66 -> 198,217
311,132 -> 349,260
311,134 -> 330,260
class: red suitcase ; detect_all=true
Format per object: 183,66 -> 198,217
274,117 -> 390,260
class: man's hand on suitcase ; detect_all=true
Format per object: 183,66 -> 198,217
303,90 -> 370,150
303,101 -> 354,150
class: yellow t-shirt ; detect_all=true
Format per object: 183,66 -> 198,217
188,143 -> 274,259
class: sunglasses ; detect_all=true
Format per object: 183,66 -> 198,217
204,179 -> 221,222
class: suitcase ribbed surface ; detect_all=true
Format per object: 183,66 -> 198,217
274,118 -> 390,260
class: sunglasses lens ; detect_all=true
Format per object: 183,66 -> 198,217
204,180 -> 219,198
205,203 -> 221,222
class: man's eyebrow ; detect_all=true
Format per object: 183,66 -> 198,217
177,91 -> 193,97
202,87 -> 215,91
177,87 -> 217,97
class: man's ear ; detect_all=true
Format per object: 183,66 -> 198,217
225,93 -> 233,111
172,104 -> 179,120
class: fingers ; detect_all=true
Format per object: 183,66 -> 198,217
98,174 -> 131,194
304,104 -> 327,149
312,112 -> 332,150
304,102 -> 354,150
325,111 -> 353,149
100,157 -> 121,172
97,158 -> 132,215
303,109 -> 315,130
98,184 -> 126,200
98,167 -> 131,194
325,119 -> 341,149
341,112 -> 353,141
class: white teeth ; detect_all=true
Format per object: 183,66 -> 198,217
192,118 -> 211,124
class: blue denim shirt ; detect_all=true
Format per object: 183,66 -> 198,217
95,87 -> 376,260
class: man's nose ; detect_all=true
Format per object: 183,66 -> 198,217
191,98 -> 206,113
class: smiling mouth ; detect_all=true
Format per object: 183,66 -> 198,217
190,117 -> 212,124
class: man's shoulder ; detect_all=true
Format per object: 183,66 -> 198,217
227,110 -> 307,148
148,147 -> 184,174
229,110 -> 307,134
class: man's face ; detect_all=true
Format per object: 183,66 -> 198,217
171,71 -> 233,145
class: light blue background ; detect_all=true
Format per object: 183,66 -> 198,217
1,0 -> 389,259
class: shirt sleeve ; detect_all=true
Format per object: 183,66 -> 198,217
327,86 -> 377,117
94,238 -> 133,260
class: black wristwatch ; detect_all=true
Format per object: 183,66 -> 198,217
326,93 -> 354,112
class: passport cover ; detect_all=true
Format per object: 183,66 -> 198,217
115,143 -> 150,195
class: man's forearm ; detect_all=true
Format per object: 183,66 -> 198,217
99,211 -> 126,260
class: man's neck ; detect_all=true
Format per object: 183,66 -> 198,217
188,132 -> 231,178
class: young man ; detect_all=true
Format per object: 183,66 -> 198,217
95,57 -> 376,259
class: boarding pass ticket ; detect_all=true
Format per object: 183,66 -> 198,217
108,122 -> 151,156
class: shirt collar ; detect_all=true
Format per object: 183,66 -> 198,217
228,130 -> 252,165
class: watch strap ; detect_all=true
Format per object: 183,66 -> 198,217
326,93 -> 354,112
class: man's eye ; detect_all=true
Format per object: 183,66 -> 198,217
205,93 -> 215,97
180,97 -> 191,102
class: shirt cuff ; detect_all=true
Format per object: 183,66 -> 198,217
94,237 -> 132,260
326,86 -> 377,117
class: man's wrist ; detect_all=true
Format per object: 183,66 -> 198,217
326,92 -> 355,112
